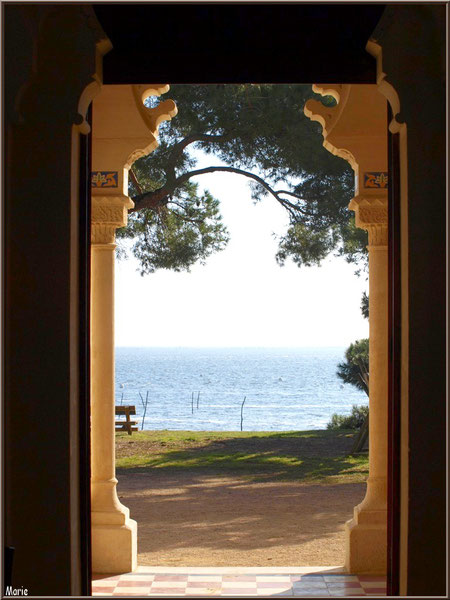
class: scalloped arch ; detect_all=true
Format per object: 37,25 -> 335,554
304,85 -> 358,171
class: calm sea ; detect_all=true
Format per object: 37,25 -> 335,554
115,347 -> 367,432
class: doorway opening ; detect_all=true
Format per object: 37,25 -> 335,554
91,86 -> 380,584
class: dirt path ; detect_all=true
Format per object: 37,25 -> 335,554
117,471 -> 365,566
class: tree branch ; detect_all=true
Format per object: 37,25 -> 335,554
164,132 -> 235,185
130,186 -> 173,212
179,166 -> 307,216
171,210 -> 204,225
129,168 -> 143,195
171,132 -> 234,157
130,165 -> 307,219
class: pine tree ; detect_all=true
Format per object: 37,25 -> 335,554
118,84 -> 368,274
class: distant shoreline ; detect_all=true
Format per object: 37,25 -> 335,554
115,345 -> 349,349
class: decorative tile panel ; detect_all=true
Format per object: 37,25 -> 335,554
364,172 -> 388,188
91,171 -> 119,188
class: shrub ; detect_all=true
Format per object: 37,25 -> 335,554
327,404 -> 369,430
336,339 -> 369,396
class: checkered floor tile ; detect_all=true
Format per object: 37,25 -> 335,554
92,567 -> 386,597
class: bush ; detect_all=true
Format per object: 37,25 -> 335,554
327,404 -> 369,430
336,339 -> 369,395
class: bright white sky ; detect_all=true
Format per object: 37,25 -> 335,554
115,152 -> 369,347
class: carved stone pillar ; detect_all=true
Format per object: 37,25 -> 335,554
345,195 -> 388,573
90,195 -> 136,573
305,84 -> 388,574
90,84 -> 176,573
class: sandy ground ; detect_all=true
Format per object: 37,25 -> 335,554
117,471 -> 365,566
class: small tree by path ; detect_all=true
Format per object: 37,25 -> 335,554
337,339 -> 369,397
335,292 -> 369,454
335,341 -> 369,455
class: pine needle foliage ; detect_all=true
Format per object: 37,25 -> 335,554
118,84 -> 368,274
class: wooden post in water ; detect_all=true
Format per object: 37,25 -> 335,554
240,397 -> 246,431
141,391 -> 149,430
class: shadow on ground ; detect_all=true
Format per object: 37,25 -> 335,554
117,471 -> 365,565
116,430 -> 368,483
116,431 -> 367,565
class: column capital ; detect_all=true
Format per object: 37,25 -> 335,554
349,194 -> 388,246
91,195 -> 134,245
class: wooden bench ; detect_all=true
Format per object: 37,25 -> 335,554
115,405 -> 138,435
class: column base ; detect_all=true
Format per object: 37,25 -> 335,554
344,505 -> 387,575
92,517 -> 137,574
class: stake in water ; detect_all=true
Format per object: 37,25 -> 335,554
115,347 -> 367,432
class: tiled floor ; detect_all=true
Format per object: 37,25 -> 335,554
92,567 -> 386,597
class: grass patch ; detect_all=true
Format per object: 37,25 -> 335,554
116,429 -> 368,484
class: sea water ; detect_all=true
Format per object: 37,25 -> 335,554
115,347 -> 367,432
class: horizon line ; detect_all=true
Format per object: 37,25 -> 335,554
114,345 -> 349,349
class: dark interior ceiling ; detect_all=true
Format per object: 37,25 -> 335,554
93,3 -> 387,84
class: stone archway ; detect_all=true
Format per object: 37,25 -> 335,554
89,75 -> 407,577
90,81 -> 390,576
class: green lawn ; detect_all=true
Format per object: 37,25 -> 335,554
116,429 -> 368,484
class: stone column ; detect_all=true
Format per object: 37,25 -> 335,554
89,84 -> 176,574
345,195 -> 388,574
90,194 -> 136,574
304,84 -> 388,574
